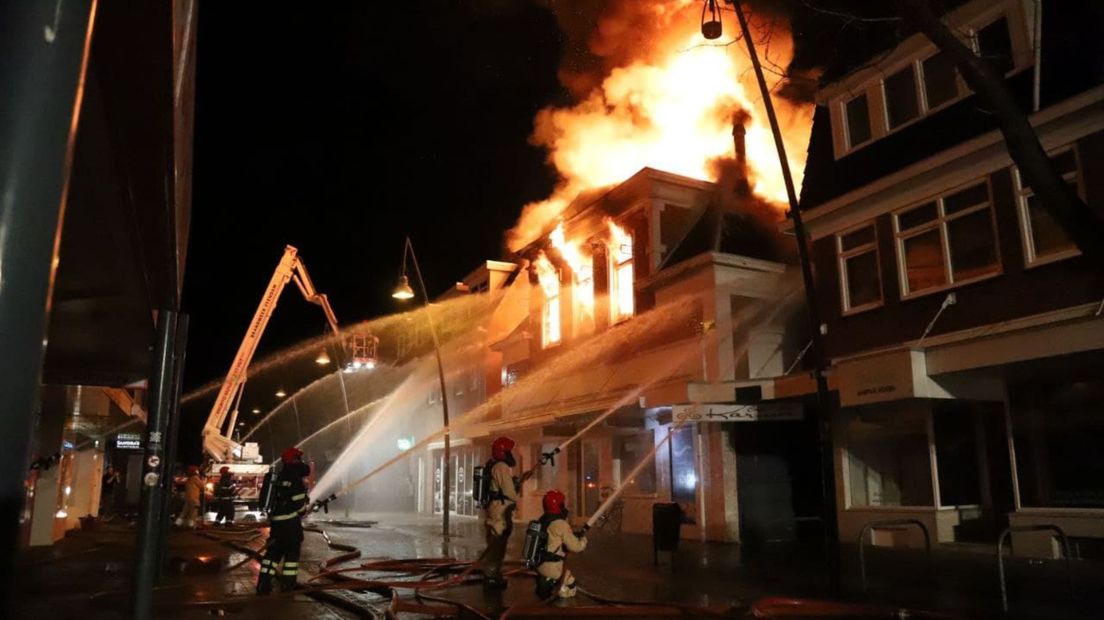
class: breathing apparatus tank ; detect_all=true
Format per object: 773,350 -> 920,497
473,461 -> 493,508
522,520 -> 546,569
259,462 -> 279,513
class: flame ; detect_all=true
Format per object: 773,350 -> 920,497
550,222 -> 592,281
607,220 -> 633,263
533,252 -> 560,299
507,2 -> 813,251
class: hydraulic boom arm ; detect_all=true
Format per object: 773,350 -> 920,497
202,245 -> 342,462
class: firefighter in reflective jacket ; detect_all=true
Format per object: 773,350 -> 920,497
535,489 -> 587,600
482,436 -> 520,589
257,447 -> 310,594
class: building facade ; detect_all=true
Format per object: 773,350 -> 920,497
790,0 -> 1104,557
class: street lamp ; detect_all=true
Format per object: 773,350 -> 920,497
392,236 -> 452,544
275,389 -> 287,398
392,275 -> 415,300
315,350 -> 332,365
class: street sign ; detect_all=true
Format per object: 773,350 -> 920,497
672,402 -> 803,423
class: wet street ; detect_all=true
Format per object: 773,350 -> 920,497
14,512 -> 1104,619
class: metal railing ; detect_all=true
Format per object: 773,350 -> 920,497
858,519 -> 931,593
997,524 -> 1074,612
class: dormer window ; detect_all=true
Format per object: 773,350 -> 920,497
845,93 -> 872,149
830,0 -> 1030,158
884,64 -> 921,129
974,15 -> 1014,75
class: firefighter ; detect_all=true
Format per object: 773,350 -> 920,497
534,489 -> 587,600
256,447 -> 311,594
175,465 -> 204,528
481,436 -> 520,589
213,466 -> 236,526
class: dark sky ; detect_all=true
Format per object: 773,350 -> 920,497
183,3 -> 566,386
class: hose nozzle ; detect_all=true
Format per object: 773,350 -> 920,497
310,493 -> 338,514
540,447 -> 561,467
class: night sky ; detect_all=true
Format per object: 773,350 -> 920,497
178,1 -> 903,462
183,4 -> 566,379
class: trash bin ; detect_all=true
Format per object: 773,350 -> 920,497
652,502 -> 683,566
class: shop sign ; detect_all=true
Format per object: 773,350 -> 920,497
837,349 -> 922,407
671,402 -> 803,423
116,433 -> 143,450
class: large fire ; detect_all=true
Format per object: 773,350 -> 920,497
507,1 -> 813,251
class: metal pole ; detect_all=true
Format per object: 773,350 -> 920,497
729,1 -> 840,593
132,310 -> 184,619
155,316 -> 189,582
0,1 -> 98,614
406,238 -> 451,544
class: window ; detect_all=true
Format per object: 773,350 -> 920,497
922,50 -> 959,110
845,93 -> 872,148
895,181 -> 999,297
536,255 -> 561,347
543,295 -> 561,346
1014,147 -> 1082,265
614,432 -> 656,494
608,223 -> 634,322
846,407 -> 934,507
836,223 -> 882,313
501,366 -> 518,388
974,15 -> 1014,75
884,64 -> 920,129
1011,372 -> 1104,510
573,258 -> 595,337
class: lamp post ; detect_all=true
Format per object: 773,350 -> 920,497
702,1 -> 840,593
392,236 -> 451,544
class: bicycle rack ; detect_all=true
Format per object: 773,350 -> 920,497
858,518 -> 931,593
996,524 -> 1074,612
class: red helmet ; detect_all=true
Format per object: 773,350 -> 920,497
281,446 -> 304,465
220,466 -> 230,474
542,489 -> 566,515
491,437 -> 515,461
186,465 -> 199,476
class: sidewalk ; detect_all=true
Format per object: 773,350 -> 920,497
13,513 -> 1104,619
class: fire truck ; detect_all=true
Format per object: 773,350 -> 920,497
200,245 -> 376,513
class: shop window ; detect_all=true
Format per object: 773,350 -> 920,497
974,15 -> 1014,75
846,408 -> 934,507
895,180 -> 999,297
845,93 -> 872,149
1011,377 -> 1104,509
1014,147 -> 1082,266
532,442 -> 562,490
884,64 -> 920,129
670,426 -> 697,505
614,431 -> 656,495
836,223 -> 882,313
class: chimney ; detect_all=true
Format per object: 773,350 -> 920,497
732,112 -> 750,197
